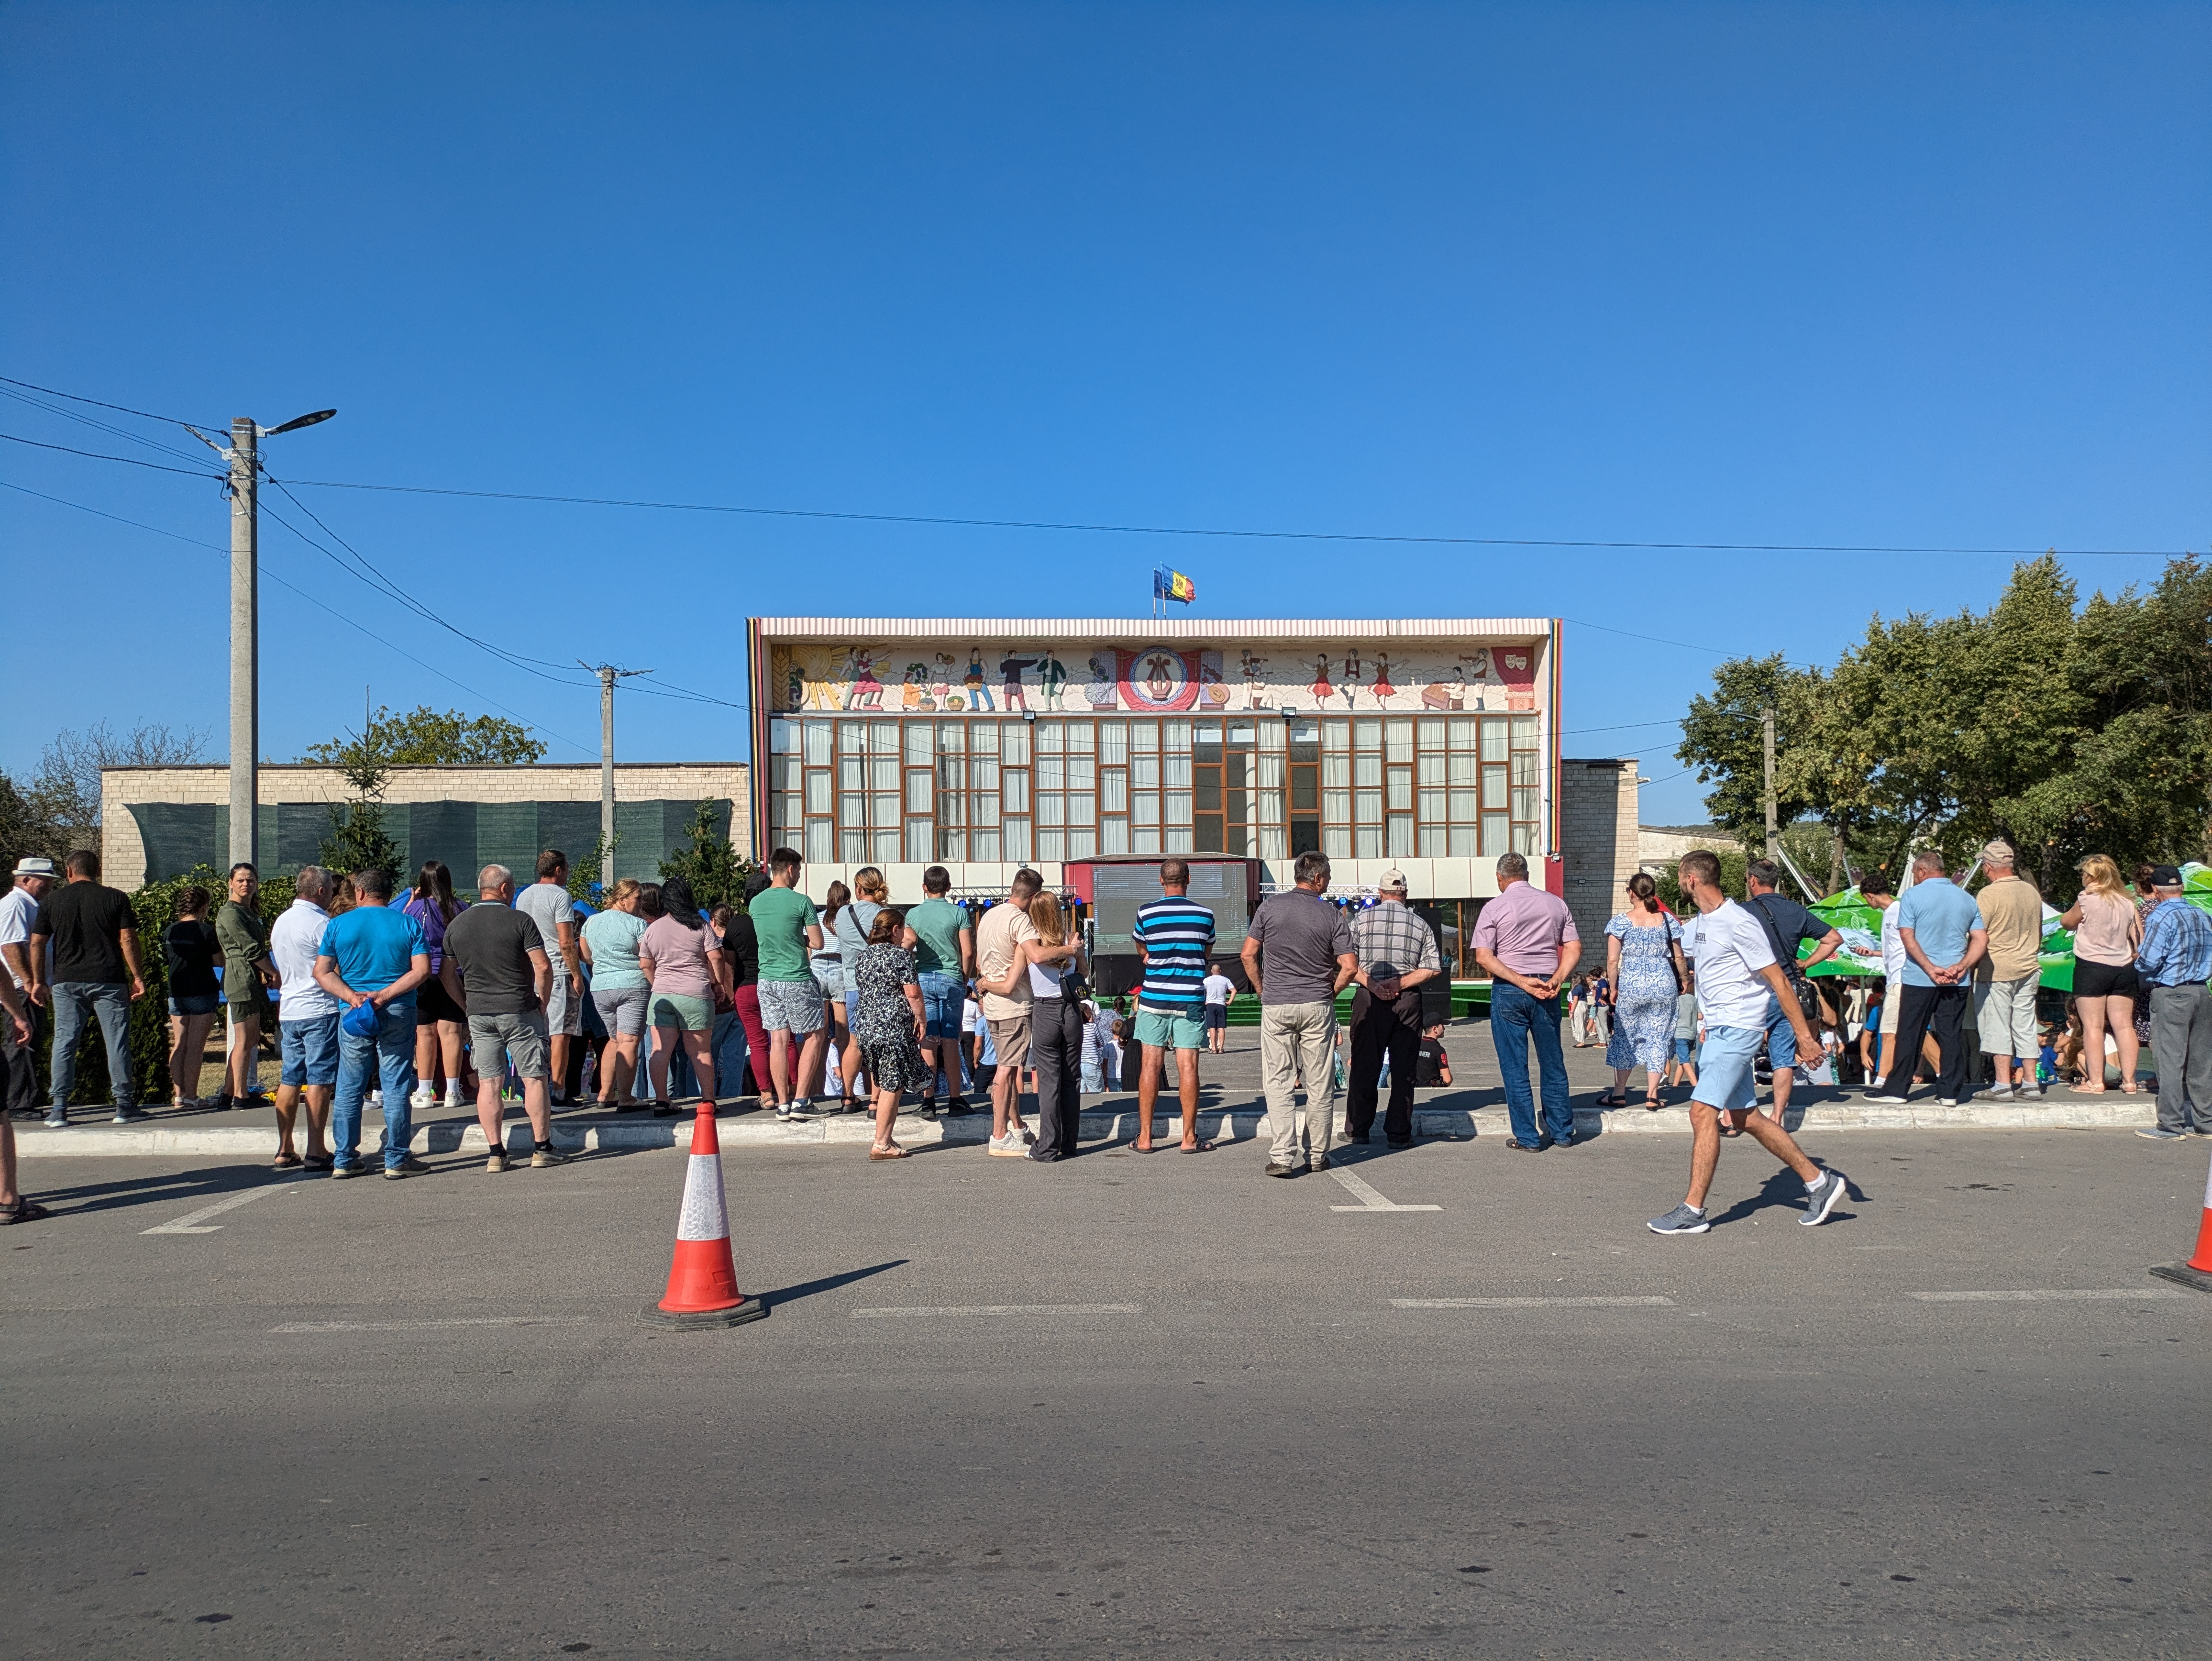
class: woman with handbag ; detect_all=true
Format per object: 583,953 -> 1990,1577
1599,873 -> 1690,1109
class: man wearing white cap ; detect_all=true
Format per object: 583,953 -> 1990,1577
0,857 -> 58,1120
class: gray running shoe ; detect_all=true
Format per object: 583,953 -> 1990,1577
1647,1203 -> 1710,1235
111,1106 -> 151,1124
2136,1127 -> 2186,1141
530,1144 -> 570,1168
42,1111 -> 66,1129
1800,1169 -> 1847,1226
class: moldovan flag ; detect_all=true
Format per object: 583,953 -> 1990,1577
1153,567 -> 1197,605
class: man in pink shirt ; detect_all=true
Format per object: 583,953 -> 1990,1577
1472,851 -> 1582,1151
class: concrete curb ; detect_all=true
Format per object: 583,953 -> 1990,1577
11,1093 -> 2159,1156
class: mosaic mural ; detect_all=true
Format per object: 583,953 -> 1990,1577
771,640 -> 1540,716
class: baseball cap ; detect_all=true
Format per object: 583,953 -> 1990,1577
2148,865 -> 2184,888
341,999 -> 382,1039
1377,869 -> 1408,892
11,856 -> 58,879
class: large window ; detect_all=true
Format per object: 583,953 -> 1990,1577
767,709 -> 1541,862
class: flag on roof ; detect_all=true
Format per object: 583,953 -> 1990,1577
1153,567 -> 1196,605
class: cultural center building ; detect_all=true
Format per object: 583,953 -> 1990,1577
745,617 -> 1636,984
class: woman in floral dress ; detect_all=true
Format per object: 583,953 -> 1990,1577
849,908 -> 928,1160
1601,873 -> 1689,1108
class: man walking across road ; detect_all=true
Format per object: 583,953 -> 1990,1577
1972,842 -> 2047,1103
313,867 -> 431,1179
268,865 -> 340,1170
2133,865 -> 2212,1141
1648,850 -> 1849,1235
1472,852 -> 1579,1152
1241,850 -> 1356,1176
1131,858 -> 1217,1153
749,848 -> 828,1121
514,852 -> 584,1104
27,849 -> 147,1127
0,855 -> 58,1120
975,867 -> 1058,1154
1742,859 -> 1843,1121
444,864 -> 568,1172
1347,869 -> 1443,1148
1868,851 -> 1985,1106
900,864 -> 975,1118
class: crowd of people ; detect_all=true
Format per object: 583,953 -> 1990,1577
0,831 -> 2206,1233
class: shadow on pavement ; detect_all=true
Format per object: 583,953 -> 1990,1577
32,1163 -> 298,1217
758,1259 -> 908,1310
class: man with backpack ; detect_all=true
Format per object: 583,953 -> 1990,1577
1742,860 -> 1843,1122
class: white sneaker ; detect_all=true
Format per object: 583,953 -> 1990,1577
2015,1082 -> 2044,1099
443,1082 -> 466,1108
986,1131 -> 1029,1157
409,1085 -> 435,1110
1986,1085 -> 2014,1102
367,1089 -> 383,1107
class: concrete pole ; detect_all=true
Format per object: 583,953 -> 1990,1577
1761,706 -> 1778,864
228,417 -> 259,870
599,666 -> 617,885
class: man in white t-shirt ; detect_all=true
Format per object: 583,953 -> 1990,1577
0,856 -> 59,1120
1649,849 -> 1849,1235
1200,964 -> 1235,1054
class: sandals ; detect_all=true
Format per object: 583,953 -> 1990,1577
1642,1096 -> 1663,1111
0,1197 -> 52,1225
304,1153 -> 335,1172
1594,1092 -> 1628,1108
868,1142 -> 908,1161
1179,1139 -> 1216,1154
272,1151 -> 304,1169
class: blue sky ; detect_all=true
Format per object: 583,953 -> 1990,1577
3,1 -> 2205,824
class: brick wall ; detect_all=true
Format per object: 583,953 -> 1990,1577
1559,758 -> 1640,952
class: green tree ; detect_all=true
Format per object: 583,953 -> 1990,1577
301,704 -> 546,767
658,800 -> 753,912
317,719 -> 404,878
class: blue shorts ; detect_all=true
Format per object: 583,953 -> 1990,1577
168,993 -> 220,1018
1691,1024 -> 1761,1113
917,970 -> 965,1041
1672,1037 -> 1696,1064
1762,992 -> 1798,1070
280,1013 -> 342,1087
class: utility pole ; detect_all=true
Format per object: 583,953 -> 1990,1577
582,662 -> 652,889
1761,706 -> 1778,864
228,418 -> 259,870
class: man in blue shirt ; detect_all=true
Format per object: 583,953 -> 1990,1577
1868,850 -> 1986,1105
313,867 -> 431,1177
1130,858 -> 1216,1152
2134,865 -> 2212,1140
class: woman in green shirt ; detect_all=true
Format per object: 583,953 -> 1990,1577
213,862 -> 277,1108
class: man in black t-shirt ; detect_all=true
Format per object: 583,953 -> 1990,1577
27,849 -> 147,1127
1742,860 -> 1843,1121
442,862 -> 564,1174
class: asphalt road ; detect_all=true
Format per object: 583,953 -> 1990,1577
7,1122 -> 2210,1659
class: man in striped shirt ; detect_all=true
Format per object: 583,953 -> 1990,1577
1131,859 -> 1216,1152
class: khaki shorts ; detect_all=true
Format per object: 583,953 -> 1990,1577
987,1015 -> 1031,1072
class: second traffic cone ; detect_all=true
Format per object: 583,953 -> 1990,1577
2149,1148 -> 2212,1295
639,1100 -> 767,1328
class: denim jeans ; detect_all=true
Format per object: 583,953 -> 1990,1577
332,1003 -> 417,1170
1490,982 -> 1571,1146
50,980 -> 134,1112
712,1009 -> 747,1102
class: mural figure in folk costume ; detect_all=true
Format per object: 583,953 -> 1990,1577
999,651 -> 1037,712
1310,653 -> 1334,705
964,648 -> 995,712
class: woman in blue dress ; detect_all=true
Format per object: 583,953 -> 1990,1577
1600,872 -> 1690,1108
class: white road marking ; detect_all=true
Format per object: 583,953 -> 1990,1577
1910,1289 -> 2190,1303
1392,1296 -> 1678,1309
269,1316 -> 593,1332
1327,1165 -> 1441,1212
142,1186 -> 286,1235
850,1304 -> 1141,1318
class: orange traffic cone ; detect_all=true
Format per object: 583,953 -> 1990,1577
2150,1149 -> 2212,1295
640,1101 -> 768,1329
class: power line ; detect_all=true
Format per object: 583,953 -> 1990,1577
277,471 -> 2191,559
0,474 -> 594,757
0,429 -> 223,479
0,374 -> 222,429
0,386 -> 219,469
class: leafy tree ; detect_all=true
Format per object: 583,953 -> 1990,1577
20,720 -> 210,854
566,834 -> 616,903
658,800 -> 753,912
317,719 -> 404,879
301,704 -> 546,768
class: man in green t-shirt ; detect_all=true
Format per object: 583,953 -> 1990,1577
900,864 -> 975,1117
749,847 -> 827,1118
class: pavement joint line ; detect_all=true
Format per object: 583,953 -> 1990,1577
1390,1296 -> 1678,1308
141,1184 -> 295,1235
268,1316 -> 595,1332
850,1304 -> 1142,1318
1909,1288 -> 2192,1302
1327,1165 -> 1442,1212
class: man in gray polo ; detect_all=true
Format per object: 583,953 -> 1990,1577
1241,850 -> 1357,1177
443,864 -> 568,1174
